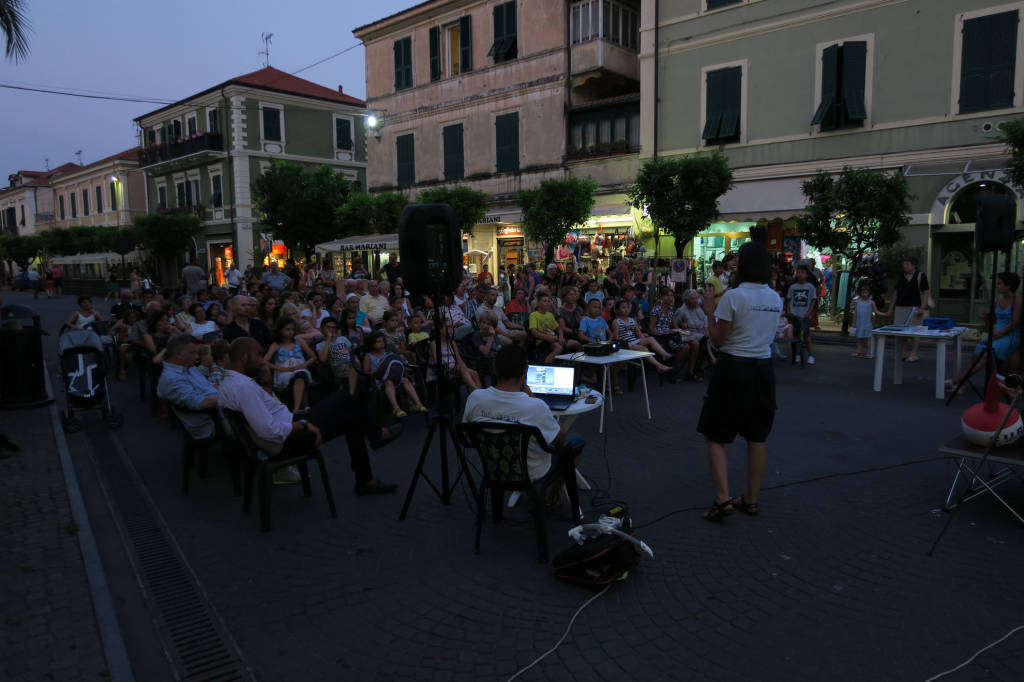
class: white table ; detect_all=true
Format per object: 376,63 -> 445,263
507,389 -> 603,508
871,325 -> 967,399
555,349 -> 655,433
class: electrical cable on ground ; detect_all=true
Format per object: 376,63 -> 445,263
922,624 -> 1024,682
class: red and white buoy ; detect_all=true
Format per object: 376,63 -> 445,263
961,371 -> 1023,447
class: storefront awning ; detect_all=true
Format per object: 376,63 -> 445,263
51,250 -> 143,266
479,209 -> 523,225
717,178 -> 808,221
316,233 -> 399,253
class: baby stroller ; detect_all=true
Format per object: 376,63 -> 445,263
57,327 -> 123,432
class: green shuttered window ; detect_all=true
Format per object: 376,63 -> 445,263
460,15 -> 473,72
336,118 -> 353,150
394,37 -> 413,91
429,27 -> 442,82
812,41 -> 867,130
489,1 -> 518,63
96,186 -> 103,214
396,134 -> 415,187
495,112 -> 519,173
263,107 -> 281,141
960,10 -> 1018,113
702,66 -> 741,144
706,0 -> 741,10
109,182 -> 117,212
443,124 -> 465,180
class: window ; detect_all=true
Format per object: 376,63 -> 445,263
110,181 -> 117,211
262,106 -> 282,142
176,181 -> 186,208
702,66 -> 742,145
208,108 -> 219,133
568,103 -> 640,156
186,114 -> 198,136
82,190 -> 89,216
495,112 -> 520,172
432,17 -> 474,80
147,129 -> 156,146
158,185 -> 167,210
430,27 -> 442,81
96,186 -> 103,214
335,117 -> 353,150
489,1 -> 517,63
20,204 -> 25,226
70,192 -> 77,218
396,134 -> 415,186
443,124 -> 465,180
706,0 -> 741,10
190,179 -> 200,207
211,174 -> 223,208
394,37 -> 413,90
959,10 -> 1019,113
812,41 -> 867,131
59,195 -> 65,220
571,0 -> 638,50
169,119 -> 182,141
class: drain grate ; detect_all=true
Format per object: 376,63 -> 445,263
84,426 -> 254,681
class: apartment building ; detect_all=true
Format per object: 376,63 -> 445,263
645,0 -> 1024,320
355,0 -> 643,273
0,169 -> 55,236
49,148 -> 146,230
134,66 -> 367,275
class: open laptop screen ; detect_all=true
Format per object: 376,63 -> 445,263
526,365 -> 575,396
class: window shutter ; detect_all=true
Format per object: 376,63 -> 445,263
959,13 -> 1015,113
396,134 -> 415,186
841,41 -> 868,121
989,10 -> 1019,110
443,124 -> 465,180
718,67 -> 741,140
430,26 -> 441,81
394,38 -> 412,90
706,0 -> 741,9
110,182 -> 117,211
336,118 -> 352,149
394,40 -> 402,90
702,70 -> 723,140
495,112 -> 519,172
505,2 -> 517,58
460,15 -> 473,72
812,44 -> 839,125
96,186 -> 103,214
263,108 -> 281,141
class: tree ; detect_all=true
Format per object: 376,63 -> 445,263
335,191 -> 409,236
520,177 -> 597,265
1000,117 -> 1024,190
627,153 -> 734,260
0,234 -> 41,273
416,186 -> 488,235
1,0 -> 30,62
796,166 -> 912,335
133,214 -> 202,286
252,162 -> 355,257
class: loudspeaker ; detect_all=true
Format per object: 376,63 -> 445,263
399,203 -> 463,293
975,194 -> 1017,252
749,225 -> 766,244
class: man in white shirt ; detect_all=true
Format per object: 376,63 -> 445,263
218,337 -> 399,495
359,280 -> 390,325
225,262 -> 242,294
463,345 -> 583,483
479,287 -> 527,345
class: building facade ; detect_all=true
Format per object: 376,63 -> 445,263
355,0 -> 643,275
1,170 -> 53,236
134,66 -> 367,276
645,0 -> 1024,320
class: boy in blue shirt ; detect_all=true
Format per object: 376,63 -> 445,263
578,298 -> 610,343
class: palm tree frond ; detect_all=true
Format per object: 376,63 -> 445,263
0,0 -> 31,62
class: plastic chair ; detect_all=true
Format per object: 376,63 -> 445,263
169,406 -> 240,496
221,409 -> 337,531
456,422 -> 581,563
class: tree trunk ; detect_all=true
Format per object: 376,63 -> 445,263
840,255 -> 860,336
544,243 -> 555,266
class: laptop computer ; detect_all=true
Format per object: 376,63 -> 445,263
526,364 -> 576,411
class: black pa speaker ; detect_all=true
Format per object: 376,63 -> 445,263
749,225 -> 766,244
975,194 -> 1017,252
399,203 -> 462,293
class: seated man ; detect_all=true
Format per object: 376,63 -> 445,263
222,296 -> 272,352
218,337 -> 400,495
462,345 -> 584,492
156,334 -> 219,439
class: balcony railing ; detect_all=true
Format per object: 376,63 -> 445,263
140,133 -> 224,167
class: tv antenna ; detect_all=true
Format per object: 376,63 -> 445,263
74,150 -> 83,166
259,32 -> 274,67
44,157 -> 49,171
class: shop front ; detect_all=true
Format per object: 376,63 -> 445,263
315,233 -> 399,278
205,240 -> 233,286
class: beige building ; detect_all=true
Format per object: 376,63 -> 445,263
1,169 -> 58,236
354,0 -> 643,275
49,148 -> 146,230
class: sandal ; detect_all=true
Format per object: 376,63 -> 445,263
410,404 -> 428,413
728,496 -> 759,515
703,499 -> 733,522
393,408 -> 407,419
905,355 -> 920,363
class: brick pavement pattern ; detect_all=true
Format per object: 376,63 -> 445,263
0,404 -> 109,681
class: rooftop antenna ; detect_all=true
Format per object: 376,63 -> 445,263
44,157 -> 49,171
74,150 -> 83,166
259,32 -> 274,67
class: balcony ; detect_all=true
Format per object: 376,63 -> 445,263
570,0 -> 640,102
140,133 -> 224,168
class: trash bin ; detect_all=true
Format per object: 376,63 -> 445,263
0,304 -> 52,408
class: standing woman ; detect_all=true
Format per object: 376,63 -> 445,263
698,242 -> 781,522
883,256 -> 931,362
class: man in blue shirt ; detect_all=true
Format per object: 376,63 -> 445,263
260,262 -> 291,292
157,334 -> 218,438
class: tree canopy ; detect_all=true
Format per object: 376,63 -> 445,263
627,153 -> 734,258
132,214 -> 202,261
1000,117 -> 1024,191
520,177 -> 597,264
335,191 -> 409,236
416,186 -> 488,235
252,161 -> 356,256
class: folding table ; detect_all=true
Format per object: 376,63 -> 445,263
937,433 -> 1024,525
872,325 -> 966,399
554,349 -> 654,433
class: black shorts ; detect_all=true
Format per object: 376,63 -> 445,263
696,354 -> 776,444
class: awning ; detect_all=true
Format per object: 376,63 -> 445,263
465,249 -> 491,258
316,233 -> 399,253
51,250 -> 144,266
717,178 -> 808,222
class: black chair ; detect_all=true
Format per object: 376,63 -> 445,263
169,406 -> 241,496
456,422 -> 581,563
221,409 -> 337,531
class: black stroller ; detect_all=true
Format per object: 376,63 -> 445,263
57,327 -> 123,432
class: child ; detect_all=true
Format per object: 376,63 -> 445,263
264,317 -> 316,413
852,286 -> 882,358
363,330 -> 427,418
195,345 -> 219,386
208,339 -> 229,386
600,297 -> 616,323
583,279 -> 605,304
528,294 -> 563,364
316,317 -> 356,393
473,310 -> 504,362
578,298 -> 610,343
705,261 -> 725,306
381,310 -> 409,357
407,313 -> 429,345
611,299 -> 673,391
773,313 -> 793,360
786,264 -> 818,365
434,322 -> 481,390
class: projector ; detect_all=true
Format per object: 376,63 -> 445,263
583,341 -> 619,356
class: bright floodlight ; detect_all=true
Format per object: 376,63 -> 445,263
367,115 -> 378,128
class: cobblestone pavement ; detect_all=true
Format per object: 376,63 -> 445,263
0,400 -> 109,680
8,290 -> 1024,682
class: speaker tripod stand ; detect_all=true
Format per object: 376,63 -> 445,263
399,290 -> 477,520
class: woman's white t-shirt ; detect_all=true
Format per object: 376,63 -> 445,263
190,320 -> 218,336
714,282 -> 782,359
